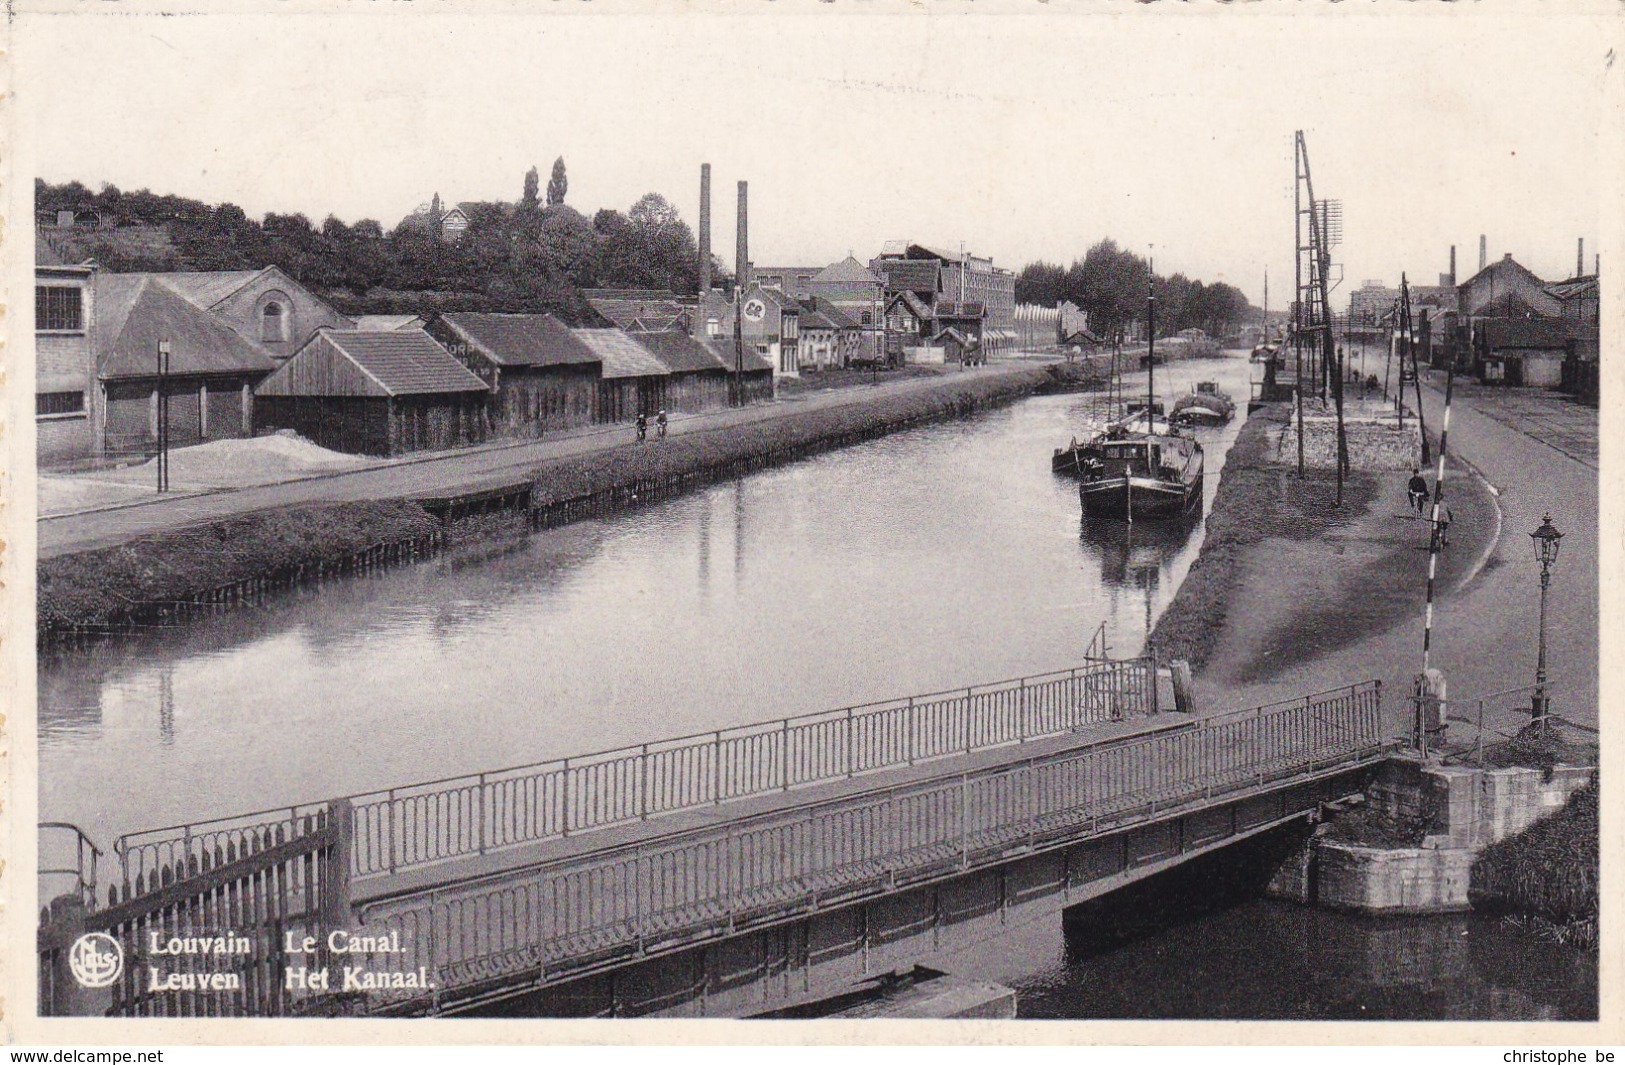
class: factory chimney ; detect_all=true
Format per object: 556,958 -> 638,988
1448,245 -> 1456,286
1479,235 -> 1487,272
1577,238 -> 1584,279
735,181 -> 750,293
698,164 -> 712,296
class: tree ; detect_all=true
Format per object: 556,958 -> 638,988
547,157 -> 568,207
430,192 -> 443,218
536,205 -> 599,286
626,192 -> 700,293
1015,261 -> 1066,307
522,166 -> 541,209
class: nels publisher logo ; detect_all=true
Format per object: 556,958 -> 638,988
68,932 -> 124,988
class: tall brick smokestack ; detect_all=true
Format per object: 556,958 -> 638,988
697,164 -> 712,295
1577,238 -> 1584,279
1449,245 -> 1456,285
1479,235 -> 1487,272
735,181 -> 750,292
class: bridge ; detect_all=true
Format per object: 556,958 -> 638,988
39,654 -> 1392,1019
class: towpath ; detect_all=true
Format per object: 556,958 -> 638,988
38,358 -> 1057,560
1195,379 -> 1598,736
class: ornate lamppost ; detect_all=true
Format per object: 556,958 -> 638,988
1529,514 -> 1564,730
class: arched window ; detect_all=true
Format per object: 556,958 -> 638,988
261,302 -> 286,342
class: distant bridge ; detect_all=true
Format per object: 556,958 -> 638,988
39,657 -> 1390,1018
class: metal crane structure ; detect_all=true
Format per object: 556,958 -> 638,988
1292,130 -> 1350,498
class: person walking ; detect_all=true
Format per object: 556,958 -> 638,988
656,408 -> 668,439
1434,492 -> 1454,548
635,411 -> 648,443
1407,467 -> 1428,516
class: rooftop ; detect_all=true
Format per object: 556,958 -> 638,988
436,312 -> 601,368
572,328 -> 672,379
315,328 -> 487,396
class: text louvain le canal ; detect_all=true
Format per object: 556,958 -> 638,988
144,929 -> 433,993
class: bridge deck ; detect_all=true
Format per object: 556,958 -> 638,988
354,711 -> 1197,907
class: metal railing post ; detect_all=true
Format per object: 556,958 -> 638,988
641,745 -> 651,820
477,773 -> 487,856
561,759 -> 571,837
713,732 -> 723,804
907,697 -> 916,766
846,708 -> 856,778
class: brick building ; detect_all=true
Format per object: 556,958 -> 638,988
34,263 -> 98,464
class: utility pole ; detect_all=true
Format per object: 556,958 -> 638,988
1292,134 -> 1306,480
734,180 -> 748,406
1398,276 -> 1430,465
156,340 -> 171,493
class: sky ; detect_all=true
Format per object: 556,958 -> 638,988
12,4 -> 1620,306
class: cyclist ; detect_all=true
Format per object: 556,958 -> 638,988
656,409 -> 668,439
635,411 -> 647,443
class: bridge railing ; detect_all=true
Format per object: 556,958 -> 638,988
355,680 -> 1387,1008
113,658 -> 1155,887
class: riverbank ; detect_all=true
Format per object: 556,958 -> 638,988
1147,399 -> 1494,690
1471,777 -> 1598,946
38,357 -> 1107,641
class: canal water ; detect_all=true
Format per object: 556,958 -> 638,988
36,352 -> 1593,1017
39,355 -> 1255,843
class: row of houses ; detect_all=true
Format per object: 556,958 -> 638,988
34,259 -> 773,465
1359,240 -> 1601,402
670,243 -> 1018,377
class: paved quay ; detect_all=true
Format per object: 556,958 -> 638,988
38,358 -> 1059,560
1197,379 -> 1598,735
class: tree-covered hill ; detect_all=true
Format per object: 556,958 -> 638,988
36,168 -> 721,325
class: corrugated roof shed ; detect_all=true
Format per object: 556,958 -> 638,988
93,275 -> 280,380
258,328 -> 488,397
631,330 -> 730,374
1545,276 -> 1598,301
572,329 -> 672,379
437,312 -> 601,368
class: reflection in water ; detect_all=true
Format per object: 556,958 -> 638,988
1078,511 -> 1199,649
40,359 -> 1260,849
1018,901 -> 1593,1020
158,665 -> 175,747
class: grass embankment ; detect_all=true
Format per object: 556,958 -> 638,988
1146,404 -> 1381,672
38,500 -> 440,636
1471,780 -> 1599,946
530,362 -> 1099,507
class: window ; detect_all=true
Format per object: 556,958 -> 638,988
861,311 -> 874,326
36,286 -> 83,331
37,390 -> 85,417
707,318 -> 720,337
261,302 -> 286,342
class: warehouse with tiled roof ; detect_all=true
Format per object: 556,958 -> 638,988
255,327 -> 490,455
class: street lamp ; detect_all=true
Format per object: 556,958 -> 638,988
1529,513 -> 1564,729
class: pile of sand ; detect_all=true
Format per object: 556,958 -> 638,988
97,432 -> 376,489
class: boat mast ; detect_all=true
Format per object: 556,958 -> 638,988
1146,256 -> 1156,426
